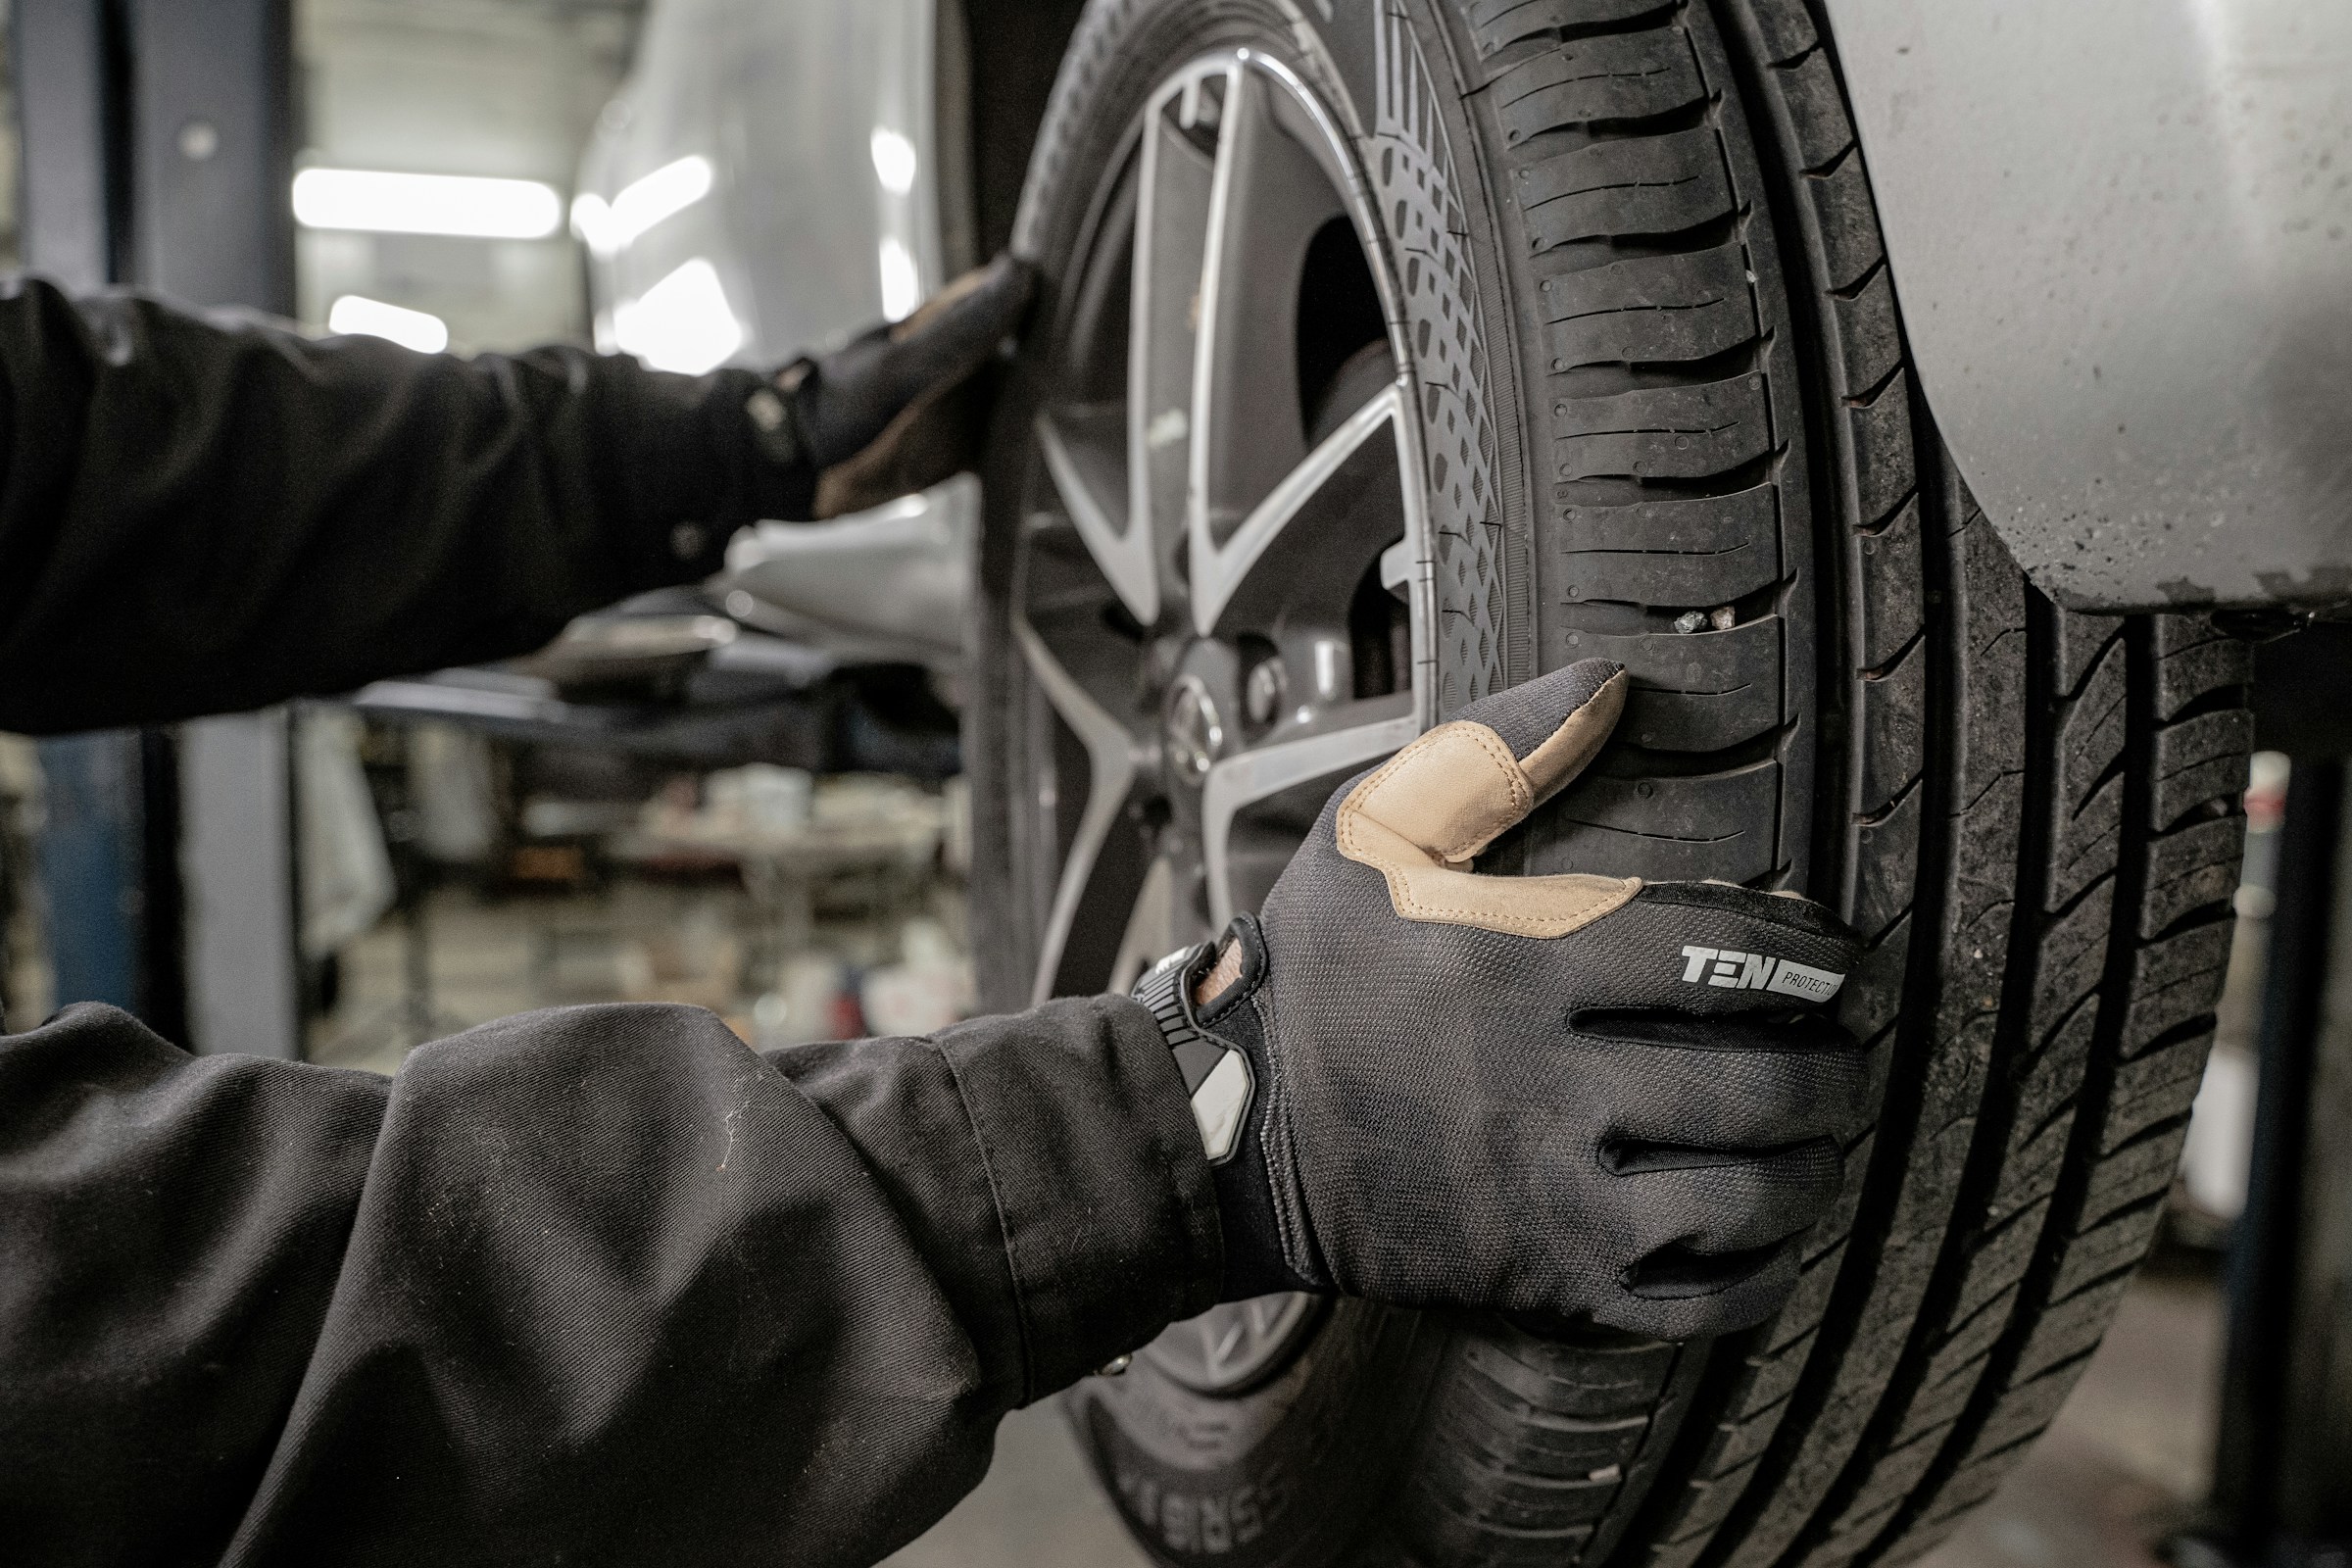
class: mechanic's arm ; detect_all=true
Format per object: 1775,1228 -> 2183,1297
0,260 -> 1028,734
0,662 -> 1872,1567
0,996 -> 1215,1566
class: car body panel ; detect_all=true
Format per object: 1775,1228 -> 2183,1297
1827,0 -> 2352,611
574,0 -> 979,673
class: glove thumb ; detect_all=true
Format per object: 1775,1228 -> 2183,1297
1340,659 -> 1628,870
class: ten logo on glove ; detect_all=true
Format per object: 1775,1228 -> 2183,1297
1144,659 -> 1873,1340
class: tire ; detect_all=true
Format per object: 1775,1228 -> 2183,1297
966,3 -> 2255,1567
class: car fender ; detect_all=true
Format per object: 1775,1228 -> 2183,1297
1825,0 -> 2352,611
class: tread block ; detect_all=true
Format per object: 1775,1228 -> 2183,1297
2050,612 -> 2125,699
2053,637 -> 2128,815
1743,1326 -> 1818,1412
1827,1429 -> 1948,1551
2012,1274 -> 2132,1384
1713,1400 -> 1788,1473
1553,487 -> 1781,607
1945,772 -> 2021,964
1947,1211 -> 2043,1337
1466,0 -> 1678,57
1435,1394 -> 1651,1473
1951,510 -> 2031,809
2047,1200 -> 2168,1302
1518,129 -> 1736,251
1847,368 -> 1917,527
1772,46 -> 1855,170
2141,816 -> 2246,938
2030,882 -> 2114,1042
1405,1492 -> 1598,1566
2121,921 -> 2233,1054
1749,0 -> 1819,64
1858,632 -> 1928,814
1854,495 -> 1925,671
1833,263 -> 1904,411
2048,774 -> 2123,915
2046,626 -> 2127,914
1557,616 -> 1784,750
1553,375 -> 1773,482
2008,1000 -> 2098,1148
1530,759 -> 1781,882
1802,152 -> 1885,291
1668,1452 -> 1761,1544
2153,628 -> 2251,721
1540,245 -> 1757,370
2153,710 -> 2256,829
2080,1128 -> 2189,1230
1841,917 -> 1912,1085
1849,783 -> 1922,942
1497,28 -> 1706,141
2103,1031 -> 2211,1152
1458,1332 -> 1680,1417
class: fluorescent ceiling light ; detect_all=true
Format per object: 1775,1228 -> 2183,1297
294,168 -> 564,239
573,156 -> 713,257
870,128 -> 918,197
327,294 -> 450,354
878,237 -> 921,323
613,258 -> 743,374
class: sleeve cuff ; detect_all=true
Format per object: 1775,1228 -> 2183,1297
598,361 -> 817,593
934,996 -> 1223,1400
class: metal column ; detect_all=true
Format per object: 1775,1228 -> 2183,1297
15,0 -> 178,1030
12,0 -> 302,1055
131,0 -> 303,1058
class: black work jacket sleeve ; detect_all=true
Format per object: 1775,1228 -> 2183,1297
0,998 -> 1222,1566
0,276 -> 813,735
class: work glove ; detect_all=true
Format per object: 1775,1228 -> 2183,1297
1131,660 -> 1871,1340
746,254 -> 1034,519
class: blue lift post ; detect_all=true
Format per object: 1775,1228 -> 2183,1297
13,0 -> 301,1054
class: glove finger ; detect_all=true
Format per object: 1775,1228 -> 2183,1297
1591,1239 -> 1800,1339
812,373 -> 991,519
1338,659 -> 1628,868
1573,1030 -> 1874,1151
1450,659 -> 1640,805
800,255 -> 1036,466
1554,880 -> 1862,1018
1607,1142 -> 1845,1267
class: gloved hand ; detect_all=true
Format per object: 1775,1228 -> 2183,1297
1131,660 -> 1871,1340
747,254 -> 1035,519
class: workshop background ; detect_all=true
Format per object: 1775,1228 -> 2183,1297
0,2 -> 2304,1566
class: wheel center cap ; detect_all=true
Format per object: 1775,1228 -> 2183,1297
1164,674 -> 1227,783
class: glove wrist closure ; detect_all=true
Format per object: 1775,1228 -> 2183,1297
1134,919 -> 1327,1301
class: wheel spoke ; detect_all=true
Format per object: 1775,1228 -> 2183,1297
1129,66 -> 1223,625
1038,410 -> 1159,628
1015,616 -> 1144,1005
1190,381 -> 1406,637
1201,699 -> 1420,926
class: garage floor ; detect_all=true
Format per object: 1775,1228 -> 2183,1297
885,1264 -> 2223,1568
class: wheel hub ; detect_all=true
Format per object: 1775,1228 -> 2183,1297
1162,669 -> 1229,786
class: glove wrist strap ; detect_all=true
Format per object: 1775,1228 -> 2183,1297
1133,942 -> 1255,1166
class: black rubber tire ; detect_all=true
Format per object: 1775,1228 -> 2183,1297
966,3 -> 2255,1567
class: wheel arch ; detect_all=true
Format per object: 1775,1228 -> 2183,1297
1821,0 -> 2352,613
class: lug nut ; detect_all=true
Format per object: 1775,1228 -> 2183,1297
1245,659 -> 1287,727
